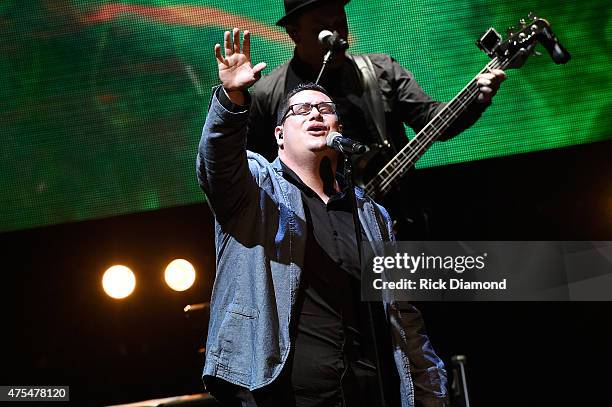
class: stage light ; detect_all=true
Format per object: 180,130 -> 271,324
102,265 -> 136,299
165,259 -> 196,292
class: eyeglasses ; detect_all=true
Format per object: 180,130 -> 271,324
281,102 -> 337,123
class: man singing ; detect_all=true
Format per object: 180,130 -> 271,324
195,27 -> 503,406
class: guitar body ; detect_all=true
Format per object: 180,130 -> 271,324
352,144 -> 394,189
351,145 -> 429,238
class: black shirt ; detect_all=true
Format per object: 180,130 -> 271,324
280,161 -> 381,407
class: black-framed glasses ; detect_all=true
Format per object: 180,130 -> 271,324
280,102 -> 337,123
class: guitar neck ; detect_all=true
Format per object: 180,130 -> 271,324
365,56 -> 505,197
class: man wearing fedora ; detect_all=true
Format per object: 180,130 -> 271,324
247,0 -> 505,165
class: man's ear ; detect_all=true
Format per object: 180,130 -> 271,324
274,126 -> 284,149
286,25 -> 299,43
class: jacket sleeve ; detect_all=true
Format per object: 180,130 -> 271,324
388,55 -> 490,141
246,79 -> 281,162
381,209 -> 450,407
196,86 -> 257,225
396,303 -> 450,407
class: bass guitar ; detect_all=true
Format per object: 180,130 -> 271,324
359,13 -> 570,198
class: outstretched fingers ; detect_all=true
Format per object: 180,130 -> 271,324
252,62 -> 267,76
243,30 -> 251,61
224,30 -> 232,57
215,28 -> 267,89
233,28 -> 240,54
214,43 -> 225,65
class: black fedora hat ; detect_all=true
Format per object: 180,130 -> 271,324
276,0 -> 351,27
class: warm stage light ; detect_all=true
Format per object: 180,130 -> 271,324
165,259 -> 196,292
102,265 -> 136,299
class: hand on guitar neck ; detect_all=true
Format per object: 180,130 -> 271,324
475,69 -> 507,103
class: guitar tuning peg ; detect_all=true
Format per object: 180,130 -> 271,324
518,18 -> 527,27
528,12 -> 538,20
532,50 -> 542,56
506,27 -> 516,36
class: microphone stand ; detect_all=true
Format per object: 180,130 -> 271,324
315,50 -> 333,85
343,153 -> 387,407
451,355 -> 471,407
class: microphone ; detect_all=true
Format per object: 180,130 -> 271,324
326,132 -> 367,155
318,30 -> 349,52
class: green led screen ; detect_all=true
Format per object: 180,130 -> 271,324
1,0 -> 610,232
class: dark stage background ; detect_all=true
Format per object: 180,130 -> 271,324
4,139 -> 612,406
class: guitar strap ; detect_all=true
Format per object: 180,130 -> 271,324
349,54 -> 390,149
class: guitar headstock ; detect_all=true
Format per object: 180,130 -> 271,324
477,13 -> 570,69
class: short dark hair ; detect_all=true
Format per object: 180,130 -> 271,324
277,82 -> 334,125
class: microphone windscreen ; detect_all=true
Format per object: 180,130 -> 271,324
318,30 -> 334,44
326,131 -> 342,147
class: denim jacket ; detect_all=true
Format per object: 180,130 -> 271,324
196,87 -> 448,407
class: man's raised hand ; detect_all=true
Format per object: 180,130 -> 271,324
215,28 -> 267,94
